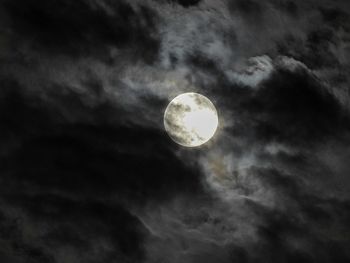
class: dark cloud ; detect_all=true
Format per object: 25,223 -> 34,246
0,77 -> 202,202
0,0 -> 350,262
229,0 -> 263,16
2,0 -> 160,63
271,0 -> 299,17
0,198 -> 148,263
0,74 -> 203,261
249,167 -> 350,263
171,0 -> 203,7
243,67 -> 349,145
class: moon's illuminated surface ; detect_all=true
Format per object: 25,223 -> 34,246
164,92 -> 219,147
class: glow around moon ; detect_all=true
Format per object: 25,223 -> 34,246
164,92 -> 219,147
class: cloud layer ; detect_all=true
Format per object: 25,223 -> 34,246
0,0 -> 350,262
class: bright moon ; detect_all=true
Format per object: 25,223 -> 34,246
164,92 -> 219,147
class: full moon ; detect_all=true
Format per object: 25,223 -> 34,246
164,92 -> 219,147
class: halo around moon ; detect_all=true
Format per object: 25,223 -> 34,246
164,92 -> 219,147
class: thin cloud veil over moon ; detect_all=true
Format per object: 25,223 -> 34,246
164,92 -> 219,147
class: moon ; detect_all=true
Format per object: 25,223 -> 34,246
164,92 -> 219,147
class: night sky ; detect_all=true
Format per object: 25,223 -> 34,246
1,0 -> 350,262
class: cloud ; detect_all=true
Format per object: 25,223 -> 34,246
225,55 -> 274,88
2,0 -> 161,63
0,0 -> 350,262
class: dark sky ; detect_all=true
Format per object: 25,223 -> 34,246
0,0 -> 350,262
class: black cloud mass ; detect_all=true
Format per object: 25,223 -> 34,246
0,0 -> 350,262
